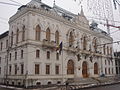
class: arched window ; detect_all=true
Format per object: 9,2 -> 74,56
93,38 -> 97,52
94,63 -> 98,74
83,36 -> 87,50
11,32 -> 13,46
22,25 -> 25,41
46,28 -> 50,41
69,31 -> 74,47
16,29 -> 19,43
67,60 -> 74,74
35,25 -> 41,41
55,31 -> 59,45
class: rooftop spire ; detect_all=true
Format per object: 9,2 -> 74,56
80,5 -> 84,16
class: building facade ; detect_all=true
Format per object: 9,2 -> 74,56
0,0 -> 115,87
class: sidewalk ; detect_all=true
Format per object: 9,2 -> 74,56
1,81 -> 120,90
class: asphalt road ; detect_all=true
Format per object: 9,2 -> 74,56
1,84 -> 120,90
81,83 -> 120,90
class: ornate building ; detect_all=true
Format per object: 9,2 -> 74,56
0,0 -> 115,87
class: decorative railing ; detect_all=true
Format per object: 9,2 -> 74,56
42,39 -> 57,49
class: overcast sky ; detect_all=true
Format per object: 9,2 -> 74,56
0,0 -> 120,51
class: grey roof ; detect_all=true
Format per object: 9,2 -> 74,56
0,31 -> 9,39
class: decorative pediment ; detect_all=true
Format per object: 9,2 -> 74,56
75,6 -> 89,28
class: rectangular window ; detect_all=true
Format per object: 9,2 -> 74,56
15,52 -> 17,60
6,40 -> 8,48
9,53 -> 11,61
103,45 -> 106,54
47,51 -> 50,59
9,65 -> 12,75
56,53 -> 59,60
55,65 -> 59,74
1,42 -> 3,51
108,68 -> 111,74
0,67 -> 1,74
36,50 -> 40,58
21,50 -> 23,59
21,64 -> 24,74
105,68 -> 107,74
46,65 -> 50,74
35,64 -> 39,74
0,57 -> 1,64
15,64 -> 17,75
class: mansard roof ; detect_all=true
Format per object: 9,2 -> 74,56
0,31 -> 9,39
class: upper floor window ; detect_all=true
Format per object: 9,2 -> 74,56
105,68 -> 107,74
69,31 -> 74,47
22,25 -> 25,41
56,52 -> 59,60
36,50 -> 40,58
55,31 -> 59,45
15,52 -> 17,60
107,46 -> 109,55
105,60 -> 107,65
15,64 -> 17,75
11,32 -> 13,46
110,47 -> 112,55
46,28 -> 50,41
16,29 -> 19,43
47,51 -> 50,59
103,45 -> 106,54
35,25 -> 41,41
83,36 -> 87,50
21,50 -> 23,59
9,53 -> 11,61
35,64 -> 39,74
0,67 -> 1,74
21,64 -> 24,75
0,57 -> 1,64
9,65 -> 12,75
93,38 -> 97,52
1,42 -> 3,51
46,64 -> 50,74
6,40 -> 8,48
55,65 -> 59,74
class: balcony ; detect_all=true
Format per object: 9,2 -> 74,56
42,39 -> 57,49
81,50 -> 91,55
93,51 -> 103,57
67,46 -> 78,53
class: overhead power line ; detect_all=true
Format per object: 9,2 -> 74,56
0,17 -> 8,21
0,1 -> 21,6
9,0 -> 22,5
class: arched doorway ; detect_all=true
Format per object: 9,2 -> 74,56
67,60 -> 74,74
94,63 -> 98,74
82,61 -> 88,78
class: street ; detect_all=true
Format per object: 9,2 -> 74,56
81,84 -> 120,90
1,84 -> 120,90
